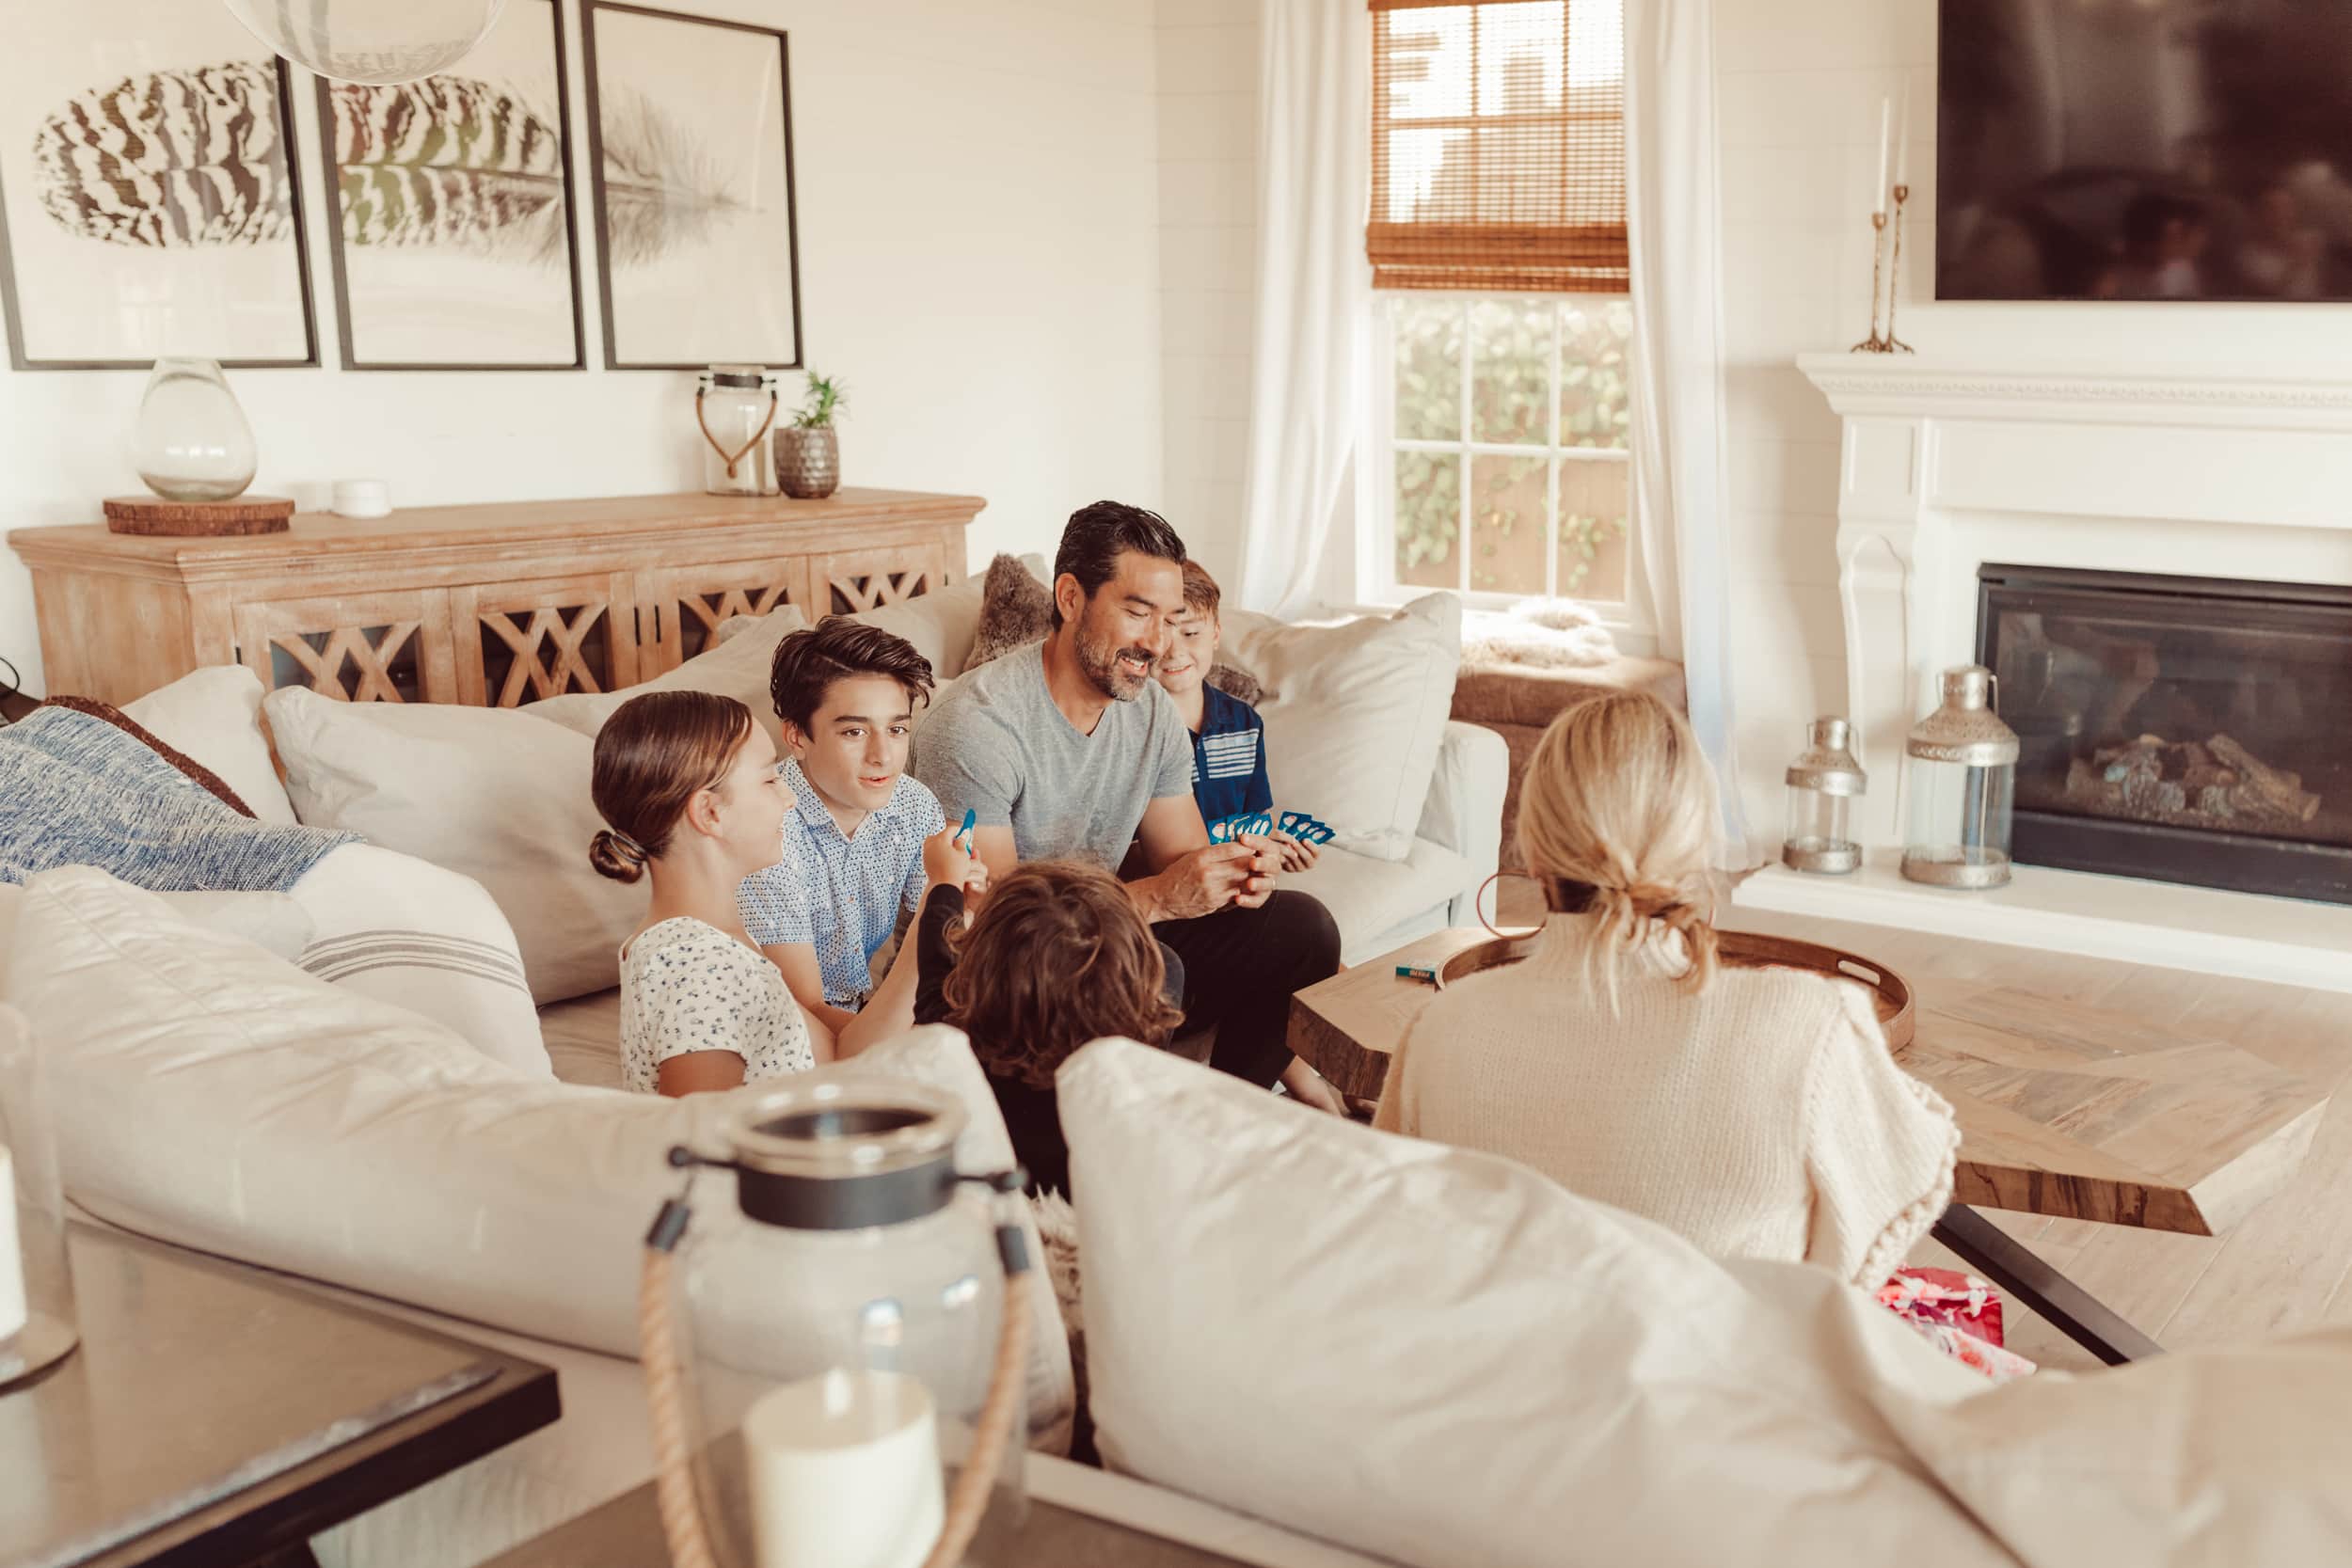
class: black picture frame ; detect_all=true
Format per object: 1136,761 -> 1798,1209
313,0 -> 587,372
0,55 -> 319,372
580,1 -> 804,372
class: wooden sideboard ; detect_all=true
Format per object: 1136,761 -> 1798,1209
8,488 -> 981,707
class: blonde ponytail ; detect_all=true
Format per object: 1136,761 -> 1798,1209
1517,693 -> 1724,1006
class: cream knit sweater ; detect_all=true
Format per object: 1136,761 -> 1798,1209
1373,914 -> 1959,1286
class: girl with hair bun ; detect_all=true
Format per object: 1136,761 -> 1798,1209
590,689 -> 826,1095
1375,691 -> 1962,1293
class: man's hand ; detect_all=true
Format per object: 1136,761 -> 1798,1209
1268,828 -> 1319,875
1149,841 -> 1263,921
1229,833 -> 1281,909
1279,1057 -> 1345,1116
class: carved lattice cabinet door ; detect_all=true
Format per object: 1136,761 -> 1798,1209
639,556 -> 815,675
812,544 -> 947,616
450,575 -> 640,707
233,590 -> 459,704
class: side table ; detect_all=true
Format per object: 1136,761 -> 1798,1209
3,1225 -> 560,1568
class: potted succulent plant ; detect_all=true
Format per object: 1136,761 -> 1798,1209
773,372 -> 846,499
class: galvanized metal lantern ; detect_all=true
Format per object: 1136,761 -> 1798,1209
1900,665 -> 2020,890
1783,717 -> 1867,875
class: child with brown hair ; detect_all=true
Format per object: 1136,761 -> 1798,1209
1155,558 -> 1315,872
589,689 -> 827,1097
913,859 -> 1184,1199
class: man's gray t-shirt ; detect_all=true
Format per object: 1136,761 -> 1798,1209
912,642 -> 1195,868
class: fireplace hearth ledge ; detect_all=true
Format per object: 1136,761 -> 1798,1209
1736,855 -> 2352,996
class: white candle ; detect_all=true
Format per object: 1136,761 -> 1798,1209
0,1146 -> 27,1342
744,1369 -> 945,1568
1896,86 -> 1912,188
1874,98 -> 1891,215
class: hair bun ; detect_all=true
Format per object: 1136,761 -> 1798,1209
589,827 -> 649,884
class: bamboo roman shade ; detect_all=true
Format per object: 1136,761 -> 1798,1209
1368,0 -> 1627,293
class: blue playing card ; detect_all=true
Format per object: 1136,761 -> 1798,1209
1208,816 -> 1233,844
955,807 -> 977,851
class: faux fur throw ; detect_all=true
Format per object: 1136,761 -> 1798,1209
1462,597 -> 1618,669
0,703 -> 358,890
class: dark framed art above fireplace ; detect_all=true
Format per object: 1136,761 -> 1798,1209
1975,563 -> 2352,907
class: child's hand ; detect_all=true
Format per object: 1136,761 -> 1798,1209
1270,828 -> 1319,874
922,828 -> 982,894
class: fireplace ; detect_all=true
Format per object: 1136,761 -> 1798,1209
1976,565 -> 2352,905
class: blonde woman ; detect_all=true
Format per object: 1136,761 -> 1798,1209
1374,692 -> 1960,1292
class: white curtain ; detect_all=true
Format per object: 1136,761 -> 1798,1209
1233,0 -> 1371,618
1624,0 -> 1750,854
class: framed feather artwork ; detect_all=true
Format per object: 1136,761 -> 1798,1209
314,0 -> 587,370
0,4 -> 320,370
580,3 -> 803,372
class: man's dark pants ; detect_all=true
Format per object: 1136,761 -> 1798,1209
1154,890 -> 1343,1087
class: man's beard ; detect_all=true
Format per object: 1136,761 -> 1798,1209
1075,622 -> 1156,702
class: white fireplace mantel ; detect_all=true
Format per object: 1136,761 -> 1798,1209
1750,354 -> 2352,992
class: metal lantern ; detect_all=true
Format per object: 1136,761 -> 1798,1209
0,1006 -> 79,1392
1900,665 -> 2020,890
1783,717 -> 1867,875
641,1079 -> 1033,1568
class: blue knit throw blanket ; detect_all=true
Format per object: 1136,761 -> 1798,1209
0,705 -> 358,891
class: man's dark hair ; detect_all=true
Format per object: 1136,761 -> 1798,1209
768,614 -> 935,736
1052,500 -> 1186,628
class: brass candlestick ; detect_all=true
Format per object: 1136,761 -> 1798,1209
1884,183 -> 1915,353
1851,209 -> 1894,353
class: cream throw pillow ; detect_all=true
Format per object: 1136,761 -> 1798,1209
264,687 -> 629,1005
1219,593 -> 1462,863
120,664 -> 298,825
7,866 -> 1073,1447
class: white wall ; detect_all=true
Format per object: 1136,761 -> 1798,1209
1153,0 -> 1261,587
0,0 -> 1161,696
1714,0 -> 2352,835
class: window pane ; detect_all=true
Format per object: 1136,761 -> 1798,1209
1557,457 -> 1629,601
1558,296 -> 1633,449
1477,4 -> 1565,114
1392,298 -> 1463,442
1394,449 -> 1462,590
1470,453 -> 1548,596
1470,298 -> 1551,444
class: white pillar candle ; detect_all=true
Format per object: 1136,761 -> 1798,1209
0,1146 -> 27,1341
744,1369 -> 945,1568
1874,97 -> 1891,215
1896,86 -> 1912,188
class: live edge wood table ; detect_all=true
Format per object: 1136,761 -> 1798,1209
3,1226 -> 559,1568
1287,911 -> 2333,1369
8,488 -> 980,708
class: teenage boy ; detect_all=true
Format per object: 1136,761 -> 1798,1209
911,500 -> 1344,1114
1155,559 -> 1316,874
739,616 -> 984,1056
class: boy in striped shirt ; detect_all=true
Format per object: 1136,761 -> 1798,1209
1156,560 -> 1318,873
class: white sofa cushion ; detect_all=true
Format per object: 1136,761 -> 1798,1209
290,843 -> 552,1079
1060,1037 -> 2004,1568
7,866 -> 1073,1446
265,687 -> 627,1005
120,664 -> 299,825
1063,1038 -> 2352,1568
1220,594 -> 1463,863
1276,838 -> 1470,967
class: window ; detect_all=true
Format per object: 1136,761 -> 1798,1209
1364,0 -> 1638,621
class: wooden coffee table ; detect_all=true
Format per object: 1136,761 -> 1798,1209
6,1225 -> 559,1568
1288,916 -> 2331,1366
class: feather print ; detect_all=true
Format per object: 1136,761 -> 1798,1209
330,77 -> 569,264
33,63 -> 294,247
594,86 -> 742,268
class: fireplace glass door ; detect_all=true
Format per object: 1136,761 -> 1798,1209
1976,564 -> 2352,905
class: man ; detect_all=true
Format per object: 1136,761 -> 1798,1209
912,500 -> 1344,1111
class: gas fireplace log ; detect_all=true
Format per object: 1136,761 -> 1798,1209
2209,736 -> 2323,824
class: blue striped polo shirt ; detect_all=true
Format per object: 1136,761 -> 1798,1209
1188,682 -> 1274,826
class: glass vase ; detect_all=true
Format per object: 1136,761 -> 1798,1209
134,358 -> 257,502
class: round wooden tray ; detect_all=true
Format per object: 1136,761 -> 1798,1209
104,495 -> 294,536
1437,928 -> 1915,1047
